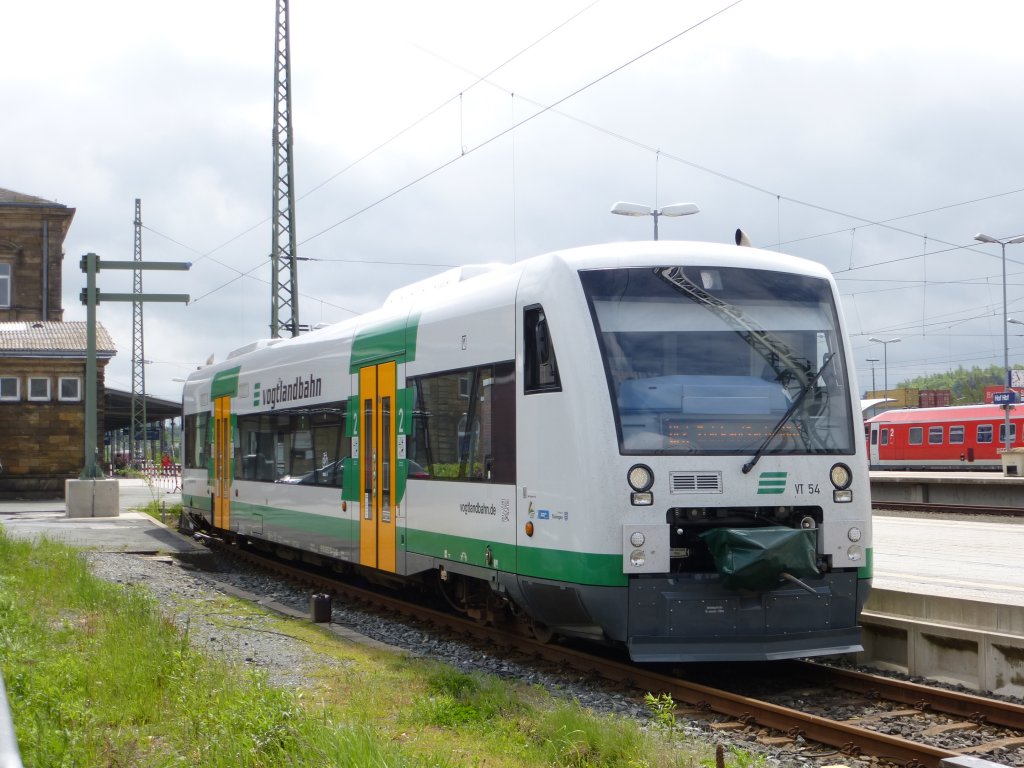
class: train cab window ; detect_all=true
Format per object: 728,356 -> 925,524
928,426 -> 943,445
524,306 -> 561,393
977,424 -> 993,444
949,425 -> 965,444
908,427 -> 923,445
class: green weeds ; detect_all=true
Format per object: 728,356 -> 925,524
0,528 -> 721,767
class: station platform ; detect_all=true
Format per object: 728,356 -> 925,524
0,478 -> 200,554
870,468 -> 1024,507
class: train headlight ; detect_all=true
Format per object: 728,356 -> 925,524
833,489 -> 853,503
829,463 -> 852,490
629,531 -> 646,548
847,526 -> 862,543
846,544 -> 863,562
631,492 -> 653,506
630,549 -> 646,567
627,464 -> 654,492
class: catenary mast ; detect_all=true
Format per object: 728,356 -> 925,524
270,0 -> 299,338
130,197 -> 148,464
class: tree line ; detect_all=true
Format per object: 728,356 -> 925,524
893,364 -> 1024,405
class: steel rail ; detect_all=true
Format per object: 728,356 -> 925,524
872,501 -> 1024,517
211,539 -> 984,768
805,662 -> 1024,731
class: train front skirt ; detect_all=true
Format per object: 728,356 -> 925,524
626,570 -> 864,662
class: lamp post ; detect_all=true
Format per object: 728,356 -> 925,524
868,337 -> 900,404
866,357 -> 879,396
610,201 -> 699,240
974,233 -> 1024,453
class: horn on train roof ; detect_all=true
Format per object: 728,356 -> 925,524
735,229 -> 751,247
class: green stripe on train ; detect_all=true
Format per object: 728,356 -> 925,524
350,313 -> 420,371
404,529 -> 626,587
185,498 -> 626,587
858,547 -> 874,580
227,500 -> 358,541
211,366 -> 242,399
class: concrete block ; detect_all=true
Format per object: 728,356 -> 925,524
942,758 -> 1013,768
65,478 -> 119,518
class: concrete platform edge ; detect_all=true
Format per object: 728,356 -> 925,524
858,588 -> 1024,696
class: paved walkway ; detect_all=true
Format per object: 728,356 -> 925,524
0,478 -> 200,554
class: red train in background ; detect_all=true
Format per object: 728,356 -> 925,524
866,404 -> 1023,470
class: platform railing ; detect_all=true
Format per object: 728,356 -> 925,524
0,671 -> 24,768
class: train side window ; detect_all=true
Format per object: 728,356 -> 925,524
928,426 -> 943,445
908,427 -> 923,445
977,424 -> 993,444
184,412 -> 210,469
408,361 -> 515,483
949,425 -> 964,444
880,429 -> 889,446
999,423 -> 1017,445
524,305 -> 561,394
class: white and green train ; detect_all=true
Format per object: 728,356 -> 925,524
181,240 -> 872,661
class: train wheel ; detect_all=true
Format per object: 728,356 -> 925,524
529,618 -> 554,644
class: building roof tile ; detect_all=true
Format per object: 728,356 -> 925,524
0,321 -> 116,356
0,188 -> 69,207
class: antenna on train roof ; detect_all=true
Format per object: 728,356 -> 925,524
735,229 -> 751,247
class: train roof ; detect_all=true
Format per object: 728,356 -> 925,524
186,239 -> 838,391
866,404 -> 1012,424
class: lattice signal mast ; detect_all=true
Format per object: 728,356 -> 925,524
130,197 -> 148,463
270,0 -> 299,338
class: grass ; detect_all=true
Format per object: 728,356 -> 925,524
135,498 -> 182,525
0,528 -> 748,767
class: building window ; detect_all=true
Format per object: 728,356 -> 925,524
0,263 -> 10,308
28,377 -> 50,401
59,377 -> 81,401
0,376 -> 19,401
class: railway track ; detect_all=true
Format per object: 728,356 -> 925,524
199,533 -> 1024,768
872,500 -> 1024,517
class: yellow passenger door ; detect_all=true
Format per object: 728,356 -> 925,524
213,395 -> 232,529
358,361 -> 397,573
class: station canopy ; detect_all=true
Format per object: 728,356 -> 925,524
104,388 -> 181,432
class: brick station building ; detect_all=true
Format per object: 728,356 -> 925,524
0,188 -> 116,497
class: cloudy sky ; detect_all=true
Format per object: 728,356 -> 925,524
6,0 -> 1024,401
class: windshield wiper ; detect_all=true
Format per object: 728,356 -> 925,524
655,266 -> 811,390
741,353 -> 835,475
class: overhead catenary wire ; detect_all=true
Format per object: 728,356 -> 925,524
128,0 -> 1019,382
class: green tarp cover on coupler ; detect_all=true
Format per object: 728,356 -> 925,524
699,526 -> 819,592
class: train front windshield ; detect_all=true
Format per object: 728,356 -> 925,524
580,266 -> 855,456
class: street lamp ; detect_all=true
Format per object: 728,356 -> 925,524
868,337 -> 900,404
974,233 -> 1024,453
866,357 -> 879,396
610,201 -> 699,240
